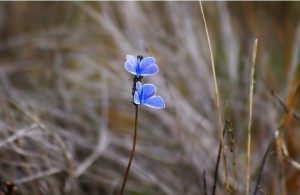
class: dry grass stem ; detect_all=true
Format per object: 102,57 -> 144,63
246,38 -> 258,195
199,1 -> 229,193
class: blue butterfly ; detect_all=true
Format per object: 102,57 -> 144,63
134,81 -> 165,109
125,55 -> 159,77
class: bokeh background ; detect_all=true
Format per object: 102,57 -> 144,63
0,1 -> 299,195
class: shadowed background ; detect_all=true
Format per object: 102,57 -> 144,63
0,2 -> 299,195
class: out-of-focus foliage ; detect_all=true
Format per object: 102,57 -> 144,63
0,2 -> 299,195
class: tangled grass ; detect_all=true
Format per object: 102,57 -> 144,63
0,2 -> 299,195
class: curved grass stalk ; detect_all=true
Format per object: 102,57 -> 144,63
199,1 -> 230,193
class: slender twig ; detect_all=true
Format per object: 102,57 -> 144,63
257,70 -> 300,122
253,140 -> 273,195
281,139 -> 300,170
212,123 -> 227,195
120,105 -> 139,195
199,1 -> 229,192
257,70 -> 300,123
275,132 -> 287,195
203,170 -> 208,195
246,38 -> 258,195
270,89 -> 300,123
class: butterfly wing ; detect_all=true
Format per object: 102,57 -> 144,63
133,82 -> 143,105
133,91 -> 140,105
140,64 -> 159,76
125,55 -> 138,75
141,84 -> 156,100
135,81 -> 142,94
140,57 -> 159,76
143,96 -> 165,109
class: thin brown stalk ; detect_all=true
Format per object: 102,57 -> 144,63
281,139 -> 300,171
253,140 -> 273,195
212,123 -> 227,195
203,170 -> 208,195
120,105 -> 139,195
246,38 -> 258,195
199,1 -> 229,193
275,131 -> 287,195
226,106 -> 237,194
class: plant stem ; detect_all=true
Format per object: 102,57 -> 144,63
246,38 -> 258,195
203,170 -> 208,195
253,140 -> 273,195
120,105 -> 139,195
199,1 -> 230,192
212,123 -> 227,195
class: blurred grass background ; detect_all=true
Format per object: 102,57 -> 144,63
0,1 -> 299,195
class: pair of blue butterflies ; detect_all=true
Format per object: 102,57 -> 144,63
125,55 -> 165,109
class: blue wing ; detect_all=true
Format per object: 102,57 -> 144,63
140,57 -> 155,68
125,55 -> 138,75
140,57 -> 159,76
133,91 -> 140,105
140,64 -> 159,76
135,81 -> 142,95
143,96 -> 165,109
141,84 -> 156,100
134,82 -> 142,105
